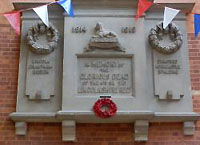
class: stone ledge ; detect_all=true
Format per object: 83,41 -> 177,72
10,111 -> 200,123
56,111 -> 155,123
10,112 -> 57,122
153,112 -> 200,122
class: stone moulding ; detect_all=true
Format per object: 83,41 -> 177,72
149,22 -> 183,54
26,21 -> 59,54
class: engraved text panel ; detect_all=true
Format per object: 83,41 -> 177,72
77,57 -> 133,96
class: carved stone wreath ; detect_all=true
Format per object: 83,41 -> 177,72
148,22 -> 183,54
26,22 -> 59,54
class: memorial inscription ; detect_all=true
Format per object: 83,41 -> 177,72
25,53 -> 56,100
155,59 -> 180,75
27,59 -> 53,75
77,56 -> 134,96
121,27 -> 136,34
72,26 -> 87,33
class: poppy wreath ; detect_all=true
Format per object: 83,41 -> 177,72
93,98 -> 117,118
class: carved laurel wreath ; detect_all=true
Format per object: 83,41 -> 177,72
27,22 -> 59,54
148,22 -> 183,54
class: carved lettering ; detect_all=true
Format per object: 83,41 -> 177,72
121,27 -> 136,34
78,58 -> 133,95
72,27 -> 87,33
156,59 -> 180,75
27,59 -> 53,75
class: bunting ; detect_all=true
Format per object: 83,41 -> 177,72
2,1 -> 200,37
33,5 -> 49,27
57,0 -> 74,17
163,7 -> 180,29
3,11 -> 21,35
135,0 -> 153,20
194,14 -> 200,38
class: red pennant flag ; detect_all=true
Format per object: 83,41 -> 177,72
3,11 -> 21,35
135,0 -> 153,20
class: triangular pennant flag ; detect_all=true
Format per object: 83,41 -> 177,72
163,7 -> 180,29
3,11 -> 21,35
135,0 -> 153,20
194,14 -> 200,38
33,5 -> 49,27
57,0 -> 74,17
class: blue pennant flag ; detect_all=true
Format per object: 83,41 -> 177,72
57,0 -> 74,17
194,14 -> 200,38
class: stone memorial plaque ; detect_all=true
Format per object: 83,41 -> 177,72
25,51 -> 56,100
10,1 -> 199,141
77,54 -> 134,96
153,51 -> 184,100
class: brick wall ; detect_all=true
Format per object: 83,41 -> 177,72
0,24 -> 20,145
0,1 -> 200,145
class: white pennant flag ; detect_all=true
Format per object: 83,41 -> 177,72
33,5 -> 49,27
163,7 -> 180,29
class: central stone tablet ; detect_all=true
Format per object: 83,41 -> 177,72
62,15 -> 148,112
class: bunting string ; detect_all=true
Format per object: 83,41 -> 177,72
1,0 -> 196,15
0,1 -> 56,15
0,0 -> 200,38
